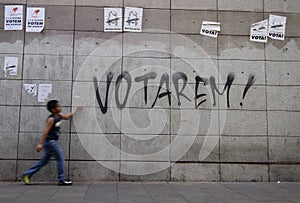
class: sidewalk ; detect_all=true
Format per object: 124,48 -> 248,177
0,182 -> 299,203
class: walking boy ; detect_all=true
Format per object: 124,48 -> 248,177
23,100 -> 82,185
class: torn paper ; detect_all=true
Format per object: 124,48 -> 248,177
124,7 -> 143,32
200,21 -> 220,38
104,8 -> 122,32
250,19 -> 268,43
26,7 -> 45,32
268,15 -> 286,41
3,57 -> 18,77
4,5 -> 23,30
24,84 -> 37,96
38,84 -> 52,103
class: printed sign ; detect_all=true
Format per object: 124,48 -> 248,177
38,84 -> 52,103
200,21 -> 220,38
104,8 -> 122,32
26,7 -> 45,32
124,7 -> 143,32
268,15 -> 286,41
24,84 -> 37,96
3,57 -> 18,77
250,19 -> 268,43
4,5 -> 23,30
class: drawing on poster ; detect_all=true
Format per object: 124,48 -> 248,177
104,8 -> 122,32
4,5 -> 23,30
3,57 -> 18,77
250,19 -> 268,43
124,7 -> 143,32
24,84 -> 37,96
38,84 -> 52,102
268,14 -> 286,41
200,21 -> 221,38
26,7 -> 45,32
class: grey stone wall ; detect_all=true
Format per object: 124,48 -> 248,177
0,0 -> 299,182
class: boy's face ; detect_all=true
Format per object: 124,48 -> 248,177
52,103 -> 62,113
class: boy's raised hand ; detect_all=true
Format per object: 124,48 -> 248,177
60,106 -> 83,120
76,106 -> 83,112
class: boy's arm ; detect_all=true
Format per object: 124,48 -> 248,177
60,106 -> 83,120
36,118 -> 54,152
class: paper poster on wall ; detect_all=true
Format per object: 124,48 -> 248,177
26,7 -> 45,32
124,7 -> 143,32
38,84 -> 52,102
4,5 -> 23,30
24,84 -> 37,96
268,15 -> 286,41
200,21 -> 220,38
3,57 -> 18,77
250,19 -> 268,43
104,8 -> 122,32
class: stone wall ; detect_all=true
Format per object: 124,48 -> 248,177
0,0 -> 299,182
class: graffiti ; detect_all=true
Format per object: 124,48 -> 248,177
209,73 -> 235,108
151,73 -> 171,108
93,71 -> 255,114
240,74 -> 255,107
115,71 -> 132,109
134,72 -> 157,104
93,72 -> 113,114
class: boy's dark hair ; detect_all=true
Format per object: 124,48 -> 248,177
47,100 -> 58,112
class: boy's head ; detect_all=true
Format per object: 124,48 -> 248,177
47,100 -> 62,113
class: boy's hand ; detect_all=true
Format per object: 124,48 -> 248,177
75,106 -> 83,112
36,144 -> 43,152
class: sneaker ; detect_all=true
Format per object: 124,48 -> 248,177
58,180 -> 72,186
23,175 -> 30,185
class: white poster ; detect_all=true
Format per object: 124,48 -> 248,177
26,7 -> 45,32
104,8 -> 122,32
124,7 -> 143,32
268,15 -> 286,41
38,84 -> 52,103
200,21 -> 220,38
250,19 -> 268,43
4,5 -> 23,30
3,57 -> 18,77
24,84 -> 37,96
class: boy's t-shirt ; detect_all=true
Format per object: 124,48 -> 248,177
46,114 -> 62,140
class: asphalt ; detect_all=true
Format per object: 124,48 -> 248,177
0,182 -> 299,203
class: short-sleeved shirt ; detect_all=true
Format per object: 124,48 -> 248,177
46,114 -> 62,140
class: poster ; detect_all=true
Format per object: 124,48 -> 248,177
124,7 -> 143,32
200,21 -> 220,38
268,15 -> 286,41
24,84 -> 37,96
26,7 -> 45,32
4,5 -> 23,30
38,84 -> 52,102
104,8 -> 122,32
250,19 -> 268,43
3,57 -> 18,77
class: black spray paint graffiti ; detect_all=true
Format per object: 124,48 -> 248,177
240,74 -> 255,107
93,72 -> 255,114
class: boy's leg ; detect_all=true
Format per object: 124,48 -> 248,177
49,140 -> 65,182
23,142 -> 51,178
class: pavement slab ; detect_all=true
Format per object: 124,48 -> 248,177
0,182 -> 299,203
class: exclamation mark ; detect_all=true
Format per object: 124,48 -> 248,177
240,74 -> 255,107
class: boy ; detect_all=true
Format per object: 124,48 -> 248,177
23,100 -> 82,185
